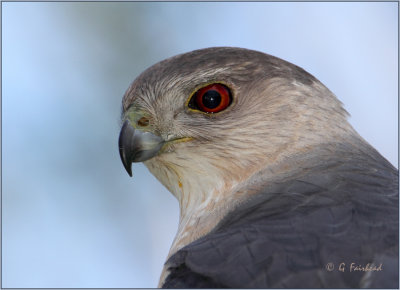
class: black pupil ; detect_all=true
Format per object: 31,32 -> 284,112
202,90 -> 221,109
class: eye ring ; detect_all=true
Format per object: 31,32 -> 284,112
188,83 -> 232,114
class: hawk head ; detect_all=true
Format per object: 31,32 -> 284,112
119,47 -> 354,255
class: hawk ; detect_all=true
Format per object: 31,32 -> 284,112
118,47 -> 398,288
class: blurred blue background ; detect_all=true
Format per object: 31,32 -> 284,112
2,2 -> 398,288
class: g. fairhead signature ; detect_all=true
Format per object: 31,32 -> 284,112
325,262 -> 383,273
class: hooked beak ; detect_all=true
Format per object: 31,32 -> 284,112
118,120 -> 165,177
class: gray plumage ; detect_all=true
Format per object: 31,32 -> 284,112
163,144 -> 398,288
118,47 -> 399,288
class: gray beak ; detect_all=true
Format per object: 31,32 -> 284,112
118,120 -> 165,177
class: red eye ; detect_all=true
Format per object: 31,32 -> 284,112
189,83 -> 232,113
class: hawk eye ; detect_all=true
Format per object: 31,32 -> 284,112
189,83 -> 232,113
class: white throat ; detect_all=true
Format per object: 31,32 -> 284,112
145,152 -> 240,258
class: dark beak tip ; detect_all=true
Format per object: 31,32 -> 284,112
124,156 -> 133,177
126,167 -> 133,177
119,145 -> 133,177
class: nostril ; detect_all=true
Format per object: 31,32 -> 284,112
137,117 -> 150,127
